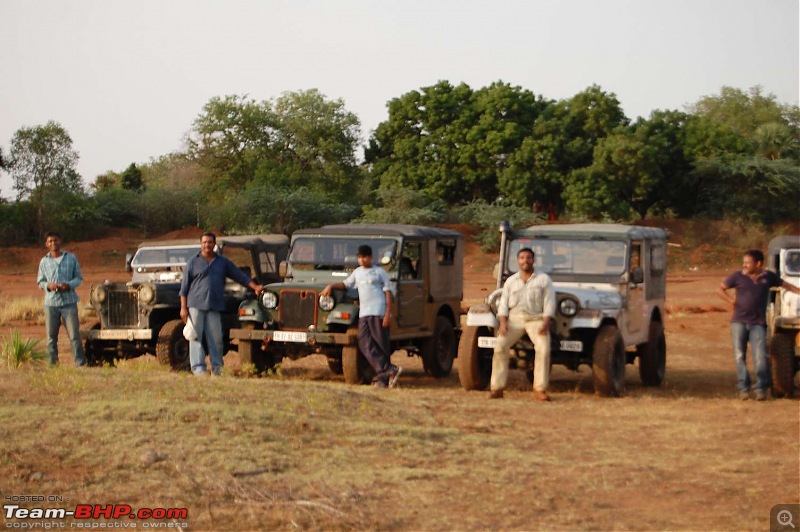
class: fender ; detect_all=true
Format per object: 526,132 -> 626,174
465,304 -> 499,328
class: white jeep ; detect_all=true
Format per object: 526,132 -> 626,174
459,222 -> 669,397
767,235 -> 800,397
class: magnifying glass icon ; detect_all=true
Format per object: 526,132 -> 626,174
778,510 -> 796,528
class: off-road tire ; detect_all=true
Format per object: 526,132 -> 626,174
327,357 -> 344,375
422,315 -> 457,378
342,345 -> 375,385
770,331 -> 797,398
458,325 -> 493,391
238,323 -> 278,375
84,322 -> 113,367
592,324 -> 626,397
637,321 -> 666,386
156,319 -> 190,371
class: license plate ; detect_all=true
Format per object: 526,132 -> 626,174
560,340 -> 583,352
273,331 -> 308,343
478,336 -> 497,348
90,329 -> 152,340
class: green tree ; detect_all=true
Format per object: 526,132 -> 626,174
186,94 -> 279,193
565,131 -> 660,220
501,85 -> 628,211
120,163 -> 145,192
8,121 -> 83,234
367,80 -> 548,203
267,89 -> 363,199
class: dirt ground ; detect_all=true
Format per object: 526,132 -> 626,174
1,227 -> 798,530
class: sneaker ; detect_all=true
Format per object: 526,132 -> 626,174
533,390 -> 551,402
754,389 -> 767,401
488,389 -> 504,399
372,379 -> 388,388
738,390 -> 750,401
388,366 -> 403,388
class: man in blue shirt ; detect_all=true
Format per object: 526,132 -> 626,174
321,244 -> 401,388
180,232 -> 263,376
717,248 -> 800,400
37,231 -> 86,366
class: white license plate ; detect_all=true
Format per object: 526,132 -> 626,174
93,329 -> 152,340
478,336 -> 497,348
560,340 -> 583,352
273,331 -> 308,343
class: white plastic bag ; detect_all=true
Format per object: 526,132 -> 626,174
183,319 -> 197,341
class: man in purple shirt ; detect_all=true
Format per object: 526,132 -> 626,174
180,232 -> 263,376
717,249 -> 800,400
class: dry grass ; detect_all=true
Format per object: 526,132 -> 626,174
0,359 -> 797,531
0,296 -> 43,325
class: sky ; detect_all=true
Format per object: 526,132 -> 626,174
1,0 -> 798,199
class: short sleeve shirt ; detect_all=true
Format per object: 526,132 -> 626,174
343,265 -> 392,317
722,270 -> 782,325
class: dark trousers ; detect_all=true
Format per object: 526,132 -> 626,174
358,315 -> 393,383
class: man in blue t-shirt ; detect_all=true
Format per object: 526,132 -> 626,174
180,232 -> 263,375
321,244 -> 402,388
717,248 -> 800,400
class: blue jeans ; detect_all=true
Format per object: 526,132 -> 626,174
730,322 -> 769,392
44,304 -> 86,366
188,308 -> 224,375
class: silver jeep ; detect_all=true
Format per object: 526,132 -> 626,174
767,235 -> 800,397
81,234 -> 289,370
459,222 -> 669,396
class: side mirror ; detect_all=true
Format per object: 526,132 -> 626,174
125,253 -> 133,273
630,267 -> 644,285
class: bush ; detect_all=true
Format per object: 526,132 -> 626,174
455,199 -> 543,251
2,329 -> 47,369
358,187 -> 447,225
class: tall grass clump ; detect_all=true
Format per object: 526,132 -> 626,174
2,330 -> 47,369
0,296 -> 43,325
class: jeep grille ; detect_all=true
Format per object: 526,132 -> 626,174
280,290 -> 317,330
107,290 -> 139,328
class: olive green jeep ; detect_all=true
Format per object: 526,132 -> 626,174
231,224 -> 463,383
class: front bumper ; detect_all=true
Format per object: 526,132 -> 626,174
81,329 -> 153,341
230,328 -> 357,346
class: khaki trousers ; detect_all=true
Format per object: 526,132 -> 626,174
491,309 -> 551,392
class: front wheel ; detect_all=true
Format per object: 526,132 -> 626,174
342,345 -> 375,385
156,319 -> 190,371
238,323 -> 279,375
458,325 -> 493,391
84,322 -> 114,367
422,316 -> 456,378
770,331 -> 797,398
637,321 -> 666,386
592,324 -> 626,397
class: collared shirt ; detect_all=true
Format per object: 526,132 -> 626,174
497,270 -> 555,319
37,251 -> 82,307
180,253 -> 252,311
343,265 -> 392,317
723,269 -> 782,325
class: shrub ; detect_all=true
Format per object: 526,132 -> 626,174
2,330 -> 47,369
358,187 -> 447,225
454,199 -> 543,251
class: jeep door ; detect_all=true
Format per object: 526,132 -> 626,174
625,241 -> 645,338
396,240 -> 425,328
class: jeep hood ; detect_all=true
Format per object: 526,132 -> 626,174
553,283 -> 622,310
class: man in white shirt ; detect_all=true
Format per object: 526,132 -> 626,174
491,247 -> 555,401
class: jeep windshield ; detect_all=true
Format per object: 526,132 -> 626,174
289,238 -> 398,271
131,246 -> 200,270
507,238 -> 627,276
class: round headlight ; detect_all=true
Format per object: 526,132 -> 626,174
139,284 -> 155,304
319,294 -> 335,312
94,285 -> 107,304
559,298 -> 579,317
260,291 -> 278,309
